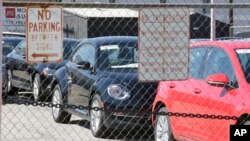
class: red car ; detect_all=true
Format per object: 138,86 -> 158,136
152,40 -> 250,141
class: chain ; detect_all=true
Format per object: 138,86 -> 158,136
3,98 -> 249,121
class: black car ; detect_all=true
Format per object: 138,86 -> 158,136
6,38 -> 80,101
2,37 -> 24,98
51,36 -> 158,137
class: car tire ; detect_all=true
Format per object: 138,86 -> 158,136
2,74 -> 9,99
90,94 -> 108,137
7,70 -> 18,95
33,74 -> 44,102
154,107 -> 174,141
52,85 -> 71,123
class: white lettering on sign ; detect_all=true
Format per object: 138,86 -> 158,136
138,8 -> 190,81
26,6 -> 63,63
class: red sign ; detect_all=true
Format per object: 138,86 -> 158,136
5,8 -> 15,18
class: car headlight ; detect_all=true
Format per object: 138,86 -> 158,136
42,67 -> 56,76
107,84 -> 130,100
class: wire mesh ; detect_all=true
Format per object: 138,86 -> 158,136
2,1 -> 250,141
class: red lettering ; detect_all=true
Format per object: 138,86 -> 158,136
29,23 -> 33,32
38,9 -> 51,20
28,22 -> 61,32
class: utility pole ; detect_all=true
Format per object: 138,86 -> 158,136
211,0 -> 216,40
229,0 -> 234,36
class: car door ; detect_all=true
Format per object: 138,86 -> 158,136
9,40 -> 32,90
196,47 -> 238,141
68,43 -> 96,107
167,47 -> 211,140
172,47 -> 237,141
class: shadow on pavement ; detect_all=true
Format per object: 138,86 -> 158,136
70,119 -> 154,141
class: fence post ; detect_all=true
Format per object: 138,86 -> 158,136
211,0 -> 216,40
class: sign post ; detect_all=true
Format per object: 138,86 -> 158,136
139,8 -> 190,81
26,6 -> 63,63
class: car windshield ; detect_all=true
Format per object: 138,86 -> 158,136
236,49 -> 250,83
99,43 -> 138,69
63,40 -> 79,59
2,38 -> 23,56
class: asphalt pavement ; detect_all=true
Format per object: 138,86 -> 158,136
1,94 -> 153,141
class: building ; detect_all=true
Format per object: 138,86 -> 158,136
63,8 -> 138,38
3,0 -> 250,36
60,0 -> 250,35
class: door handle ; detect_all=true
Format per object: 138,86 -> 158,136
168,83 -> 175,88
194,88 -> 201,94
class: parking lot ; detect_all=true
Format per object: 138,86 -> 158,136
4,1 -> 250,141
1,94 -> 153,141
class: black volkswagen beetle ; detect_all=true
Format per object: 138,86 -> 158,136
51,36 -> 158,137
2,37 -> 24,98
6,38 -> 80,101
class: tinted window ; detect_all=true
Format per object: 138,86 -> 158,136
72,44 -> 95,67
190,47 -> 209,79
203,48 -> 237,86
236,49 -> 250,83
98,43 -> 138,69
14,40 -> 26,56
2,38 -> 23,55
63,40 -> 79,59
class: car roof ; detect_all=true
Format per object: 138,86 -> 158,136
63,38 -> 79,42
3,36 -> 25,40
3,32 -> 26,37
190,39 -> 250,51
78,36 -> 138,47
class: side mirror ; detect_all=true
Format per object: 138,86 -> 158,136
76,61 -> 91,70
206,73 -> 229,87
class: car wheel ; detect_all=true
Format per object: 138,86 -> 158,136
90,94 -> 107,137
33,74 -> 43,102
7,70 -> 18,95
52,85 -> 71,123
154,107 -> 174,141
3,73 -> 9,99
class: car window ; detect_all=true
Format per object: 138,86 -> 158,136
98,43 -> 138,69
14,40 -> 26,56
202,47 -> 237,86
190,47 -> 209,79
63,40 -> 79,59
236,49 -> 250,83
2,38 -> 23,56
72,44 -> 95,67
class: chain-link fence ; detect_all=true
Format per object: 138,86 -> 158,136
2,1 -> 250,141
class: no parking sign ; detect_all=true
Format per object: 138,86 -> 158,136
26,6 -> 63,63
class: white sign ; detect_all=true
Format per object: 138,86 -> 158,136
26,6 -> 63,63
3,7 -> 26,33
139,8 -> 190,81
